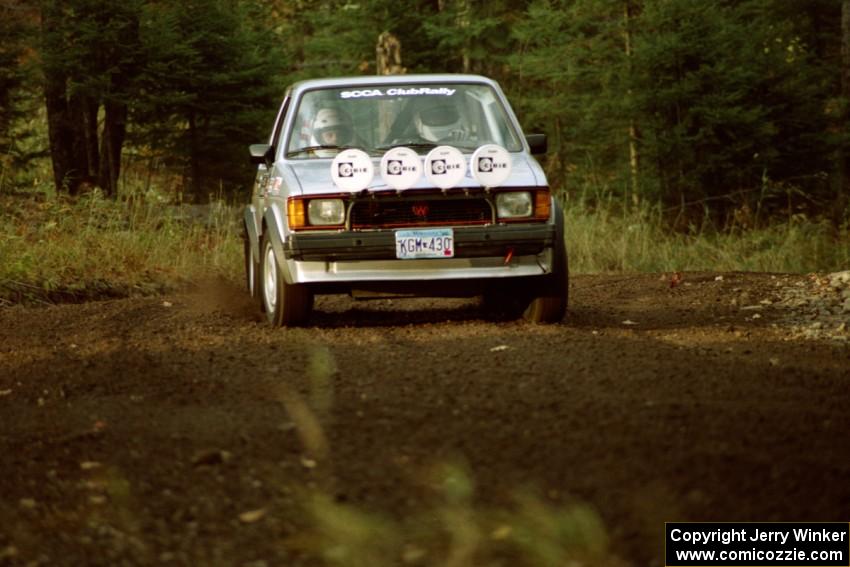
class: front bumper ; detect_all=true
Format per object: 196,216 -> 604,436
284,223 -> 554,262
283,223 -> 557,286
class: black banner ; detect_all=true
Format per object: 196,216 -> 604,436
666,523 -> 849,566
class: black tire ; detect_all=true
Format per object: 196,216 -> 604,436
259,232 -> 313,327
480,285 -> 528,320
522,201 -> 569,323
522,255 -> 568,323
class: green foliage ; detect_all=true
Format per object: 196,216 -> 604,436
7,0 -> 850,219
131,0 -> 285,199
289,1 -> 382,77
511,0 -> 842,214
630,0 -> 832,205
280,0 -> 521,79
279,0 -> 439,79
37,0 -> 150,196
511,0 -> 632,193
34,0 -> 285,199
0,2 -> 39,192
421,0 -> 516,77
44,0 -> 144,100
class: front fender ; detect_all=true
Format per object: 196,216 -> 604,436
262,203 -> 295,284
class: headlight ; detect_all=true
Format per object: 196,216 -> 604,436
496,191 -> 533,219
307,199 -> 345,226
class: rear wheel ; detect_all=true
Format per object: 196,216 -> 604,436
259,232 -> 313,327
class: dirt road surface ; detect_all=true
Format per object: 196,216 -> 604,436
1,272 -> 848,566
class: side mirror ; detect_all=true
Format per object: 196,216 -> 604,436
526,134 -> 548,156
249,144 -> 274,165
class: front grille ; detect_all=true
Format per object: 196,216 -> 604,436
350,197 -> 492,228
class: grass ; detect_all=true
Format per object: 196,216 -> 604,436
564,192 -> 850,275
1,180 -> 848,305
0,188 -> 242,304
296,467 -> 623,567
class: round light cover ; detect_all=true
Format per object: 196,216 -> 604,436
470,144 -> 512,188
331,149 -> 374,192
379,147 -> 422,190
424,146 -> 466,189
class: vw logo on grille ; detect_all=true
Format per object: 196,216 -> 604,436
412,203 -> 429,217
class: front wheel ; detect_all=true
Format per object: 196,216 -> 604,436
522,251 -> 568,323
523,201 -> 569,323
259,233 -> 313,327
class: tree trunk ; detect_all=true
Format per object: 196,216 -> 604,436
97,9 -> 138,197
436,0 -> 471,73
844,2 -> 850,101
623,0 -> 640,206
41,1 -> 98,196
376,32 -> 404,140
188,111 -> 202,200
98,101 -> 127,197
376,32 -> 405,75
457,0 -> 471,73
41,2 -> 78,194
69,92 -> 98,185
44,71 -> 76,194
840,0 -> 850,207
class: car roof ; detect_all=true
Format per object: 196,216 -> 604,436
287,74 -> 501,96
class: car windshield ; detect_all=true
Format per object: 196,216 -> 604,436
285,83 -> 524,159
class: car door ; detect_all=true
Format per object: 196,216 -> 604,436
253,96 -> 290,232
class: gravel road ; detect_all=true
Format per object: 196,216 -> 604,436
1,272 -> 848,566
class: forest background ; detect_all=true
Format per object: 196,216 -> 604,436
1,0 -> 849,299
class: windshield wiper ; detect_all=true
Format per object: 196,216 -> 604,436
285,145 -> 352,157
287,145 -> 387,158
375,142 -> 438,152
444,143 -> 478,151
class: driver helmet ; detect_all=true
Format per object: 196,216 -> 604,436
312,107 -> 353,147
415,100 -> 462,142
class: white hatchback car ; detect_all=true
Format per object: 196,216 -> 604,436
244,74 -> 567,326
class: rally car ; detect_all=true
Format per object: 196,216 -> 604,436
243,74 -> 568,326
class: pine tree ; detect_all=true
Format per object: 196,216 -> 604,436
840,0 -> 850,206
132,0 -> 286,199
422,0 -> 514,77
631,0 -> 833,210
39,0 -> 144,196
511,0 -> 633,195
0,1 -> 36,190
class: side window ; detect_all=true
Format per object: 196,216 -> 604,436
289,101 -> 314,152
269,97 -> 290,149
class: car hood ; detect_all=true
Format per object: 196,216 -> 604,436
284,153 -> 544,196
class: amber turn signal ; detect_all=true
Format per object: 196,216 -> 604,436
287,198 -> 307,229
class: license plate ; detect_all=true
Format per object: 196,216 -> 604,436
395,229 -> 454,259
